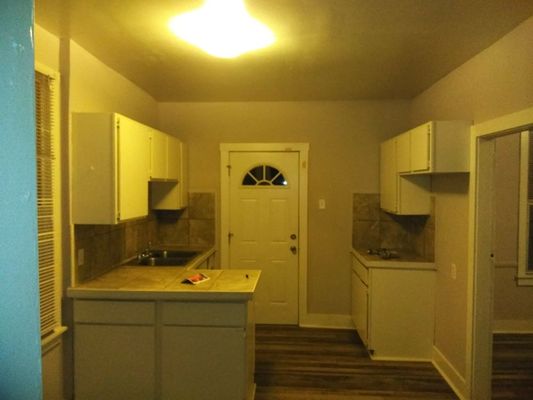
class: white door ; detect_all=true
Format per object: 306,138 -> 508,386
228,151 -> 299,324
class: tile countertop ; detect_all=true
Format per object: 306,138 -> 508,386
67,267 -> 261,301
351,248 -> 436,270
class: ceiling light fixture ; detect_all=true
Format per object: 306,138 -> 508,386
168,0 -> 276,58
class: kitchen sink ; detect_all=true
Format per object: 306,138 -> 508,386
135,249 -> 201,266
147,250 -> 200,259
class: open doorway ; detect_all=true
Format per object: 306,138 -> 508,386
468,108 -> 533,399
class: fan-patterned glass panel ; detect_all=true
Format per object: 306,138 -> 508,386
242,165 -> 288,187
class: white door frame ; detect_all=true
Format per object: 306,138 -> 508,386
220,143 -> 309,324
467,106 -> 533,399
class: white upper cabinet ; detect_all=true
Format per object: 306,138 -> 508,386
406,121 -> 470,174
380,137 -> 431,215
379,120 -> 470,215
380,139 -> 398,213
150,139 -> 188,210
72,113 -> 150,224
149,129 -> 183,183
396,132 -> 411,173
150,128 -> 168,180
166,135 -> 180,181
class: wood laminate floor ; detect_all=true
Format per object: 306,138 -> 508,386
492,333 -> 533,399
254,325 -> 458,400
255,326 -> 533,399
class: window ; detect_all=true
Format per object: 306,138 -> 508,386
35,66 -> 62,339
242,164 -> 287,186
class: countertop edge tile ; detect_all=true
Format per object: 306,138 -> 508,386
67,268 -> 261,301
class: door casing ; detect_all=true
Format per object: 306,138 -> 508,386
467,107 -> 533,399
220,143 -> 309,325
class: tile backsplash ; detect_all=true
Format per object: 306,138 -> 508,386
157,192 -> 216,247
74,192 -> 215,283
74,216 -> 157,283
352,193 -> 435,260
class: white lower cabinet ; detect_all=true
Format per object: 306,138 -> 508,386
73,299 -> 255,400
160,300 -> 255,400
161,326 -> 247,399
351,269 -> 368,346
75,324 -> 156,400
351,254 -> 435,360
73,300 -> 156,400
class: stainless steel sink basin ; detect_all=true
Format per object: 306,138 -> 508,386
147,250 -> 200,259
137,257 -> 191,266
135,249 -> 201,266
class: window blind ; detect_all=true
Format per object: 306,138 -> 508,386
35,70 -> 59,338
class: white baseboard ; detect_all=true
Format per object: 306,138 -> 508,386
493,319 -> 533,333
299,313 -> 354,329
432,345 -> 468,400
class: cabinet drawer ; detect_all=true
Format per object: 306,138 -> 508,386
352,256 -> 369,286
74,300 -> 155,325
161,301 -> 246,327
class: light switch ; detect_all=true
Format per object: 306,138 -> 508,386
318,199 -> 326,209
451,263 -> 457,280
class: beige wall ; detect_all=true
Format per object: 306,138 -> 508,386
410,16 -> 533,379
158,101 -> 411,314
411,16 -> 533,124
35,25 -> 60,71
68,40 -> 158,126
432,175 -> 470,377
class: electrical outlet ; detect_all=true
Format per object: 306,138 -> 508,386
451,263 -> 457,280
78,249 -> 85,266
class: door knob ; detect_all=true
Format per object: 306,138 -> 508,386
290,234 -> 297,240
290,246 -> 297,254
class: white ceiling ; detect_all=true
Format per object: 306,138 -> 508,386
35,0 -> 533,102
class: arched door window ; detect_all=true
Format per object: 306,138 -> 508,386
242,164 -> 287,186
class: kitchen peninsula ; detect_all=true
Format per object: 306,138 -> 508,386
68,267 -> 260,400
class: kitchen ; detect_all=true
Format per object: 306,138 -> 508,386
2,1 -> 533,399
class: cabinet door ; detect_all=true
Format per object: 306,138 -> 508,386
369,268 -> 435,359
150,129 -> 167,180
396,131 -> 411,173
150,140 -> 187,210
74,324 -> 156,400
167,135 -> 180,181
118,116 -> 150,221
410,123 -> 431,172
351,270 -> 369,346
161,326 -> 247,400
396,175 -> 431,215
380,139 -> 397,213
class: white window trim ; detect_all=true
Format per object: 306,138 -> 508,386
517,131 -> 533,285
469,106 -> 533,399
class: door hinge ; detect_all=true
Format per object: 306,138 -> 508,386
226,164 -> 232,176
228,232 -> 234,242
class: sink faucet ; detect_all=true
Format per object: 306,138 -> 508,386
137,242 -> 152,262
